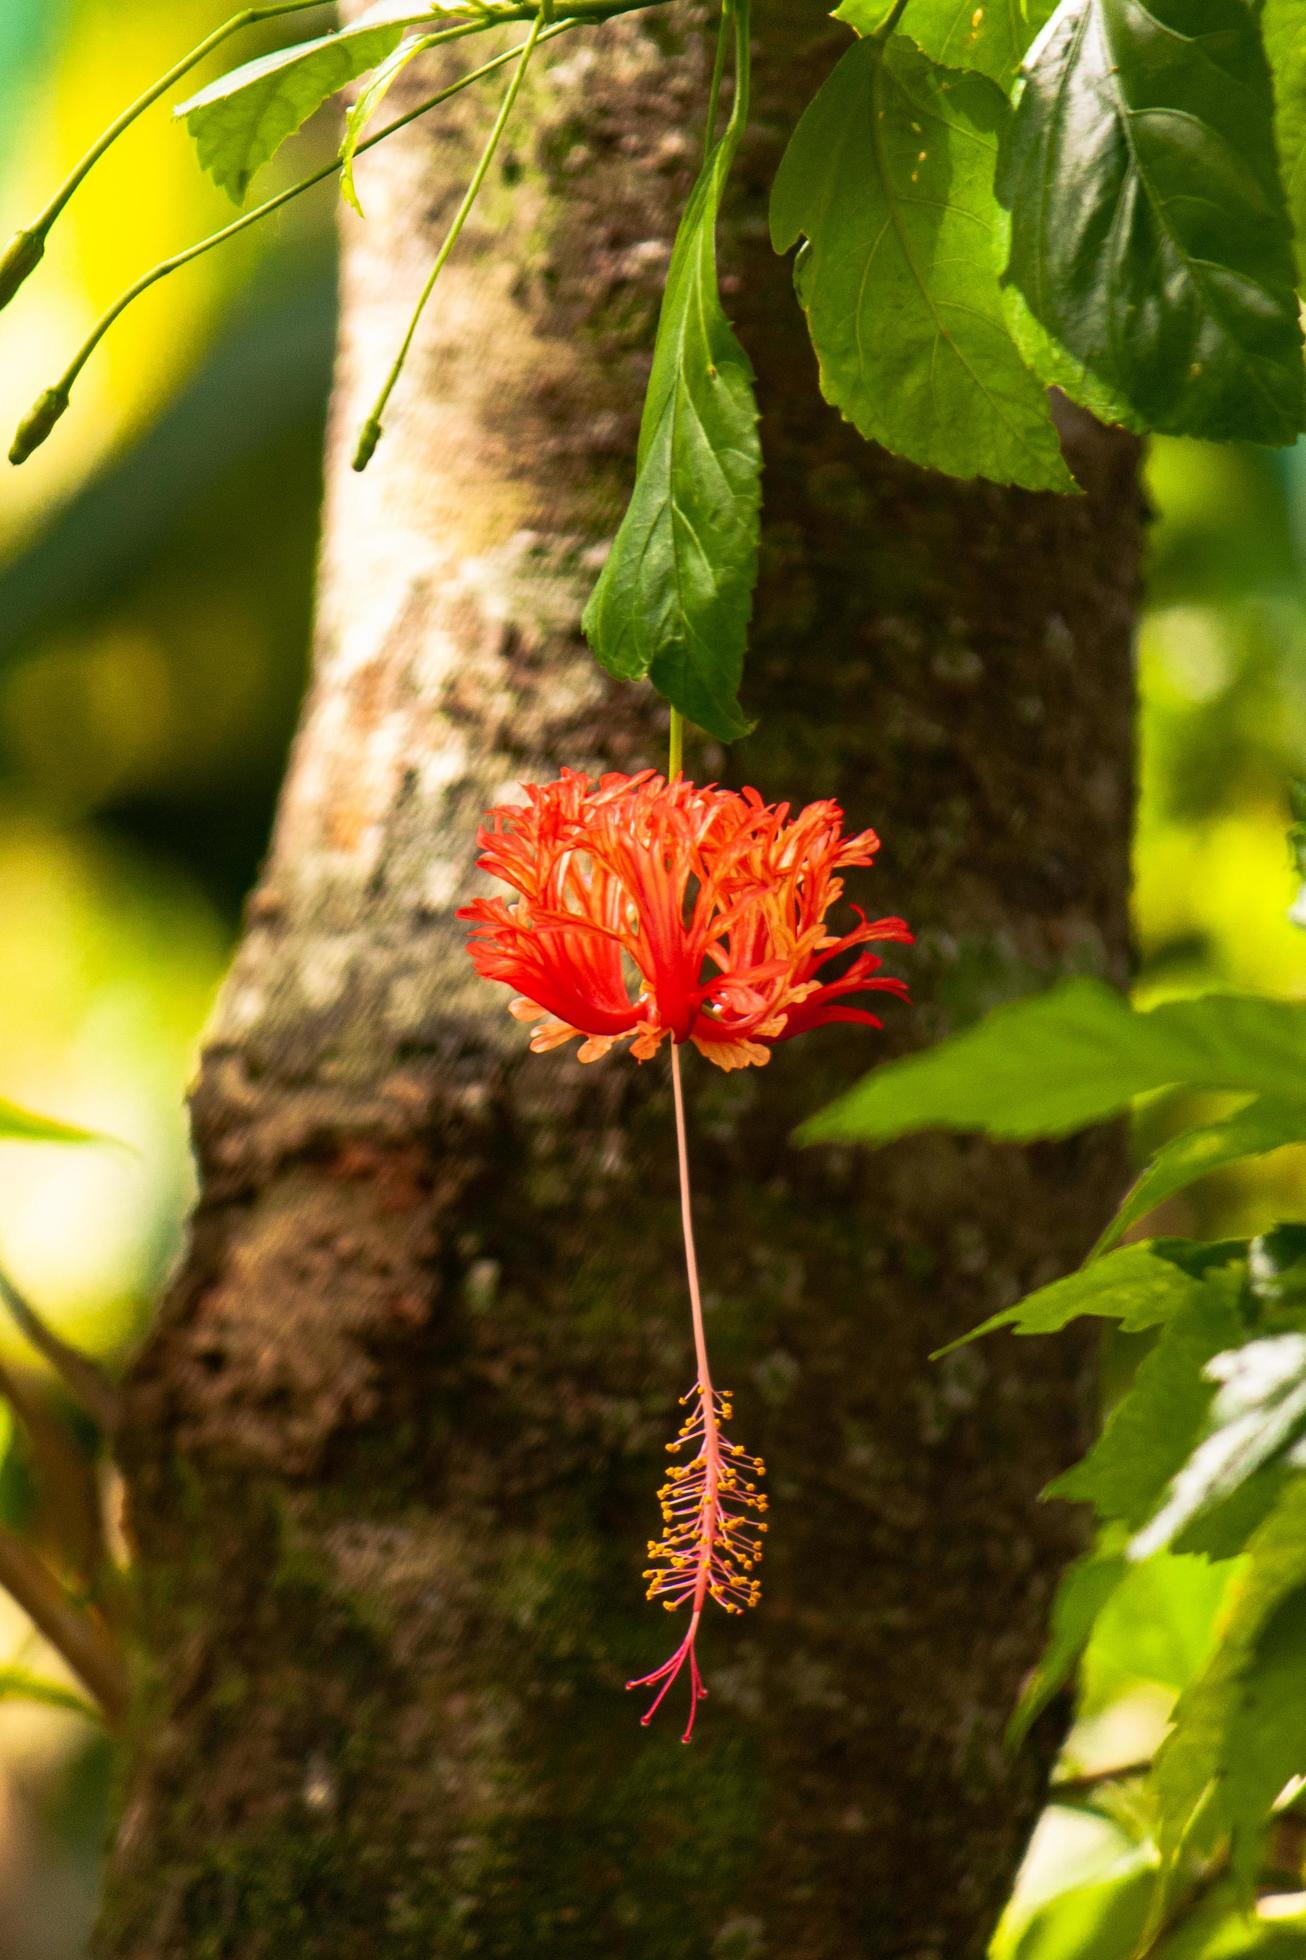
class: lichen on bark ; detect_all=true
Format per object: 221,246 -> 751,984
97,6 -> 1141,1956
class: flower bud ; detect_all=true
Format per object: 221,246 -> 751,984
352,417 -> 382,472
0,229 -> 44,312
9,387 -> 70,466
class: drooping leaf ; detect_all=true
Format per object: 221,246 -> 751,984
177,5 -> 446,201
770,36 -> 1072,491
0,1668 -> 100,1722
1132,1330 -> 1306,1562
1009,1540 -> 1127,1745
1264,0 -> 1306,278
998,0 -> 1304,445
1156,1479 -> 1306,1886
835,0 -> 1058,90
0,1094 -> 115,1149
933,1241 -> 1243,1358
340,32 -> 439,216
799,979 -> 1306,1146
582,125 -> 760,742
1049,1279 -> 1246,1528
1093,1098 -> 1306,1258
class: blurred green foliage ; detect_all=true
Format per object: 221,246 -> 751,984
0,4 -> 1302,1957
993,447 -> 1306,1958
0,3 -> 337,1951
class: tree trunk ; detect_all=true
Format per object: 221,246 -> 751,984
97,7 -> 1140,1957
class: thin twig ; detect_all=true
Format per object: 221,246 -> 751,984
0,1525 -> 128,1727
0,1355 -> 109,1587
0,1266 -> 118,1431
1049,1759 -> 1153,1801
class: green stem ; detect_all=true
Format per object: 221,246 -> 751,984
0,1524 -> 128,1727
726,0 -> 751,145
868,0 -> 910,44
9,23 -> 578,465
668,710 -> 684,779
0,1266 -> 118,1431
29,2 -> 329,241
352,9 -> 548,470
702,0 -> 733,160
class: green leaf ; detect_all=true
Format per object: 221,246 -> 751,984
998,0 -> 1304,445
1049,1279 -> 1246,1529
769,37 -> 1073,491
0,1094 -> 114,1149
799,979 -> 1306,1146
1132,1329 -> 1306,1562
177,5 -> 443,202
934,1241 -> 1240,1358
996,211 -> 1144,430
0,1668 -> 100,1722
1002,1861 -> 1155,1960
582,126 -> 760,743
340,33 -> 438,216
1156,1478 -> 1306,1886
835,0 -> 1058,90
1249,1224 -> 1306,1312
1264,0 -> 1306,280
1093,1098 -> 1306,1259
1010,1541 -> 1127,1745
1290,781 -> 1306,930
1078,1552 -> 1232,1720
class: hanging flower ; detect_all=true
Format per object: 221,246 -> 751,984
458,769 -> 911,1070
459,765 -> 911,1741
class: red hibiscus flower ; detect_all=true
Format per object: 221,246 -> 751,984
458,769 -> 910,1070
459,766 -> 911,1740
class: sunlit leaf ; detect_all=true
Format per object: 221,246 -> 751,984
0,1094 -> 115,1149
770,36 -> 1072,490
1158,1881 -> 1306,1955
835,0 -> 1057,88
934,1241 -> 1244,1357
998,0 -> 1304,444
1094,1098 -> 1306,1258
800,980 -> 1306,1145
177,5 -> 448,201
1132,1328 -> 1306,1562
1010,1540 -> 1127,1745
999,1857 -> 1155,1960
1078,1552 -> 1231,1720
583,122 -> 760,742
1156,1479 -> 1306,1890
0,1667 -> 100,1722
1264,0 -> 1306,279
1050,1278 -> 1246,1528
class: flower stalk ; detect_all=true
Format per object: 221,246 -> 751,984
626,1043 -> 767,1740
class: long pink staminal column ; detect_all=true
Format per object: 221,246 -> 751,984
627,1044 -> 767,1742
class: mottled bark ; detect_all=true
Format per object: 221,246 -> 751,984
97,7 -> 1140,1957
